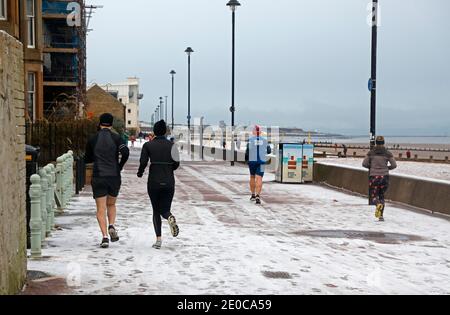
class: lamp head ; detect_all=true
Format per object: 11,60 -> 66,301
185,47 -> 194,56
227,0 -> 241,12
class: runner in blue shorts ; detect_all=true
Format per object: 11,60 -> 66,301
245,125 -> 272,205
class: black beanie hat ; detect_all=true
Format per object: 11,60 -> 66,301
99,113 -> 114,127
153,120 -> 167,136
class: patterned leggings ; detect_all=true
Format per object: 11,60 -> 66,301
369,176 -> 390,209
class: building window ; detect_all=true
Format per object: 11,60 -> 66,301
26,0 -> 36,48
27,73 -> 36,121
128,121 -> 131,125
128,109 -> 131,114
0,0 -> 6,20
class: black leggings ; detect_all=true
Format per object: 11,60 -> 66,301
148,186 -> 175,237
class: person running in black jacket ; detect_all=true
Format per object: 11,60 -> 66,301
85,113 -> 130,248
137,120 -> 180,249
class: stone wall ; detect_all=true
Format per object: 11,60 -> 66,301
0,30 -> 27,295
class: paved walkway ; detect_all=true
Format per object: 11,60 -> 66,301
28,149 -> 450,295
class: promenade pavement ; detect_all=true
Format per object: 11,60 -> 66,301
27,149 -> 450,295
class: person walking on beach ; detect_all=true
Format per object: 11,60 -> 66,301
137,120 -> 180,249
85,113 -> 130,248
245,125 -> 272,205
343,144 -> 348,158
363,136 -> 397,222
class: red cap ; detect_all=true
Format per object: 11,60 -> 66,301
254,125 -> 261,136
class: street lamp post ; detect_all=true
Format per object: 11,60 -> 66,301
227,0 -> 241,166
185,47 -> 194,154
170,70 -> 176,130
368,0 -> 379,205
159,97 -> 164,122
165,96 -> 168,123
369,0 -> 378,148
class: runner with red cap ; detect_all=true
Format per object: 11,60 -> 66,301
245,125 -> 272,205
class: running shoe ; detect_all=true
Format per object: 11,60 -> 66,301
168,215 -> 179,237
152,240 -> 162,250
375,204 -> 384,219
108,225 -> 119,242
100,237 -> 109,249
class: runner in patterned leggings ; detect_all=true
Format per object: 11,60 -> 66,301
363,136 -> 397,222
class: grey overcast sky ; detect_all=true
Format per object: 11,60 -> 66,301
86,0 -> 450,136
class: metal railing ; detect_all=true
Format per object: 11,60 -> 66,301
29,151 -> 75,258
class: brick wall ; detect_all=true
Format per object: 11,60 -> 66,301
0,30 -> 27,295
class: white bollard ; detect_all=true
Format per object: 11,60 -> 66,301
68,151 -> 74,197
29,174 -> 42,258
56,156 -> 65,211
45,165 -> 53,236
39,168 -> 48,243
49,164 -> 56,229
62,153 -> 69,207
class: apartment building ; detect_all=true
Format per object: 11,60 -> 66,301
0,0 -> 44,121
0,0 -> 87,121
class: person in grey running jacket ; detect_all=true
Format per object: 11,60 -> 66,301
85,113 -> 130,248
363,136 -> 397,221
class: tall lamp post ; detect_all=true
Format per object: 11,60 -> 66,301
369,0 -> 378,148
165,96 -> 168,123
368,0 -> 379,205
227,0 -> 241,166
159,97 -> 164,122
170,70 -> 176,130
185,47 -> 194,154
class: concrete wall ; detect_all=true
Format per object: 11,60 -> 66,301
186,143 -> 450,216
314,163 -> 450,216
0,30 -> 27,295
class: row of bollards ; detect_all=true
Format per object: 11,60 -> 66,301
29,151 -> 75,258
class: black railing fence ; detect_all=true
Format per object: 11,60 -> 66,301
26,120 -> 98,166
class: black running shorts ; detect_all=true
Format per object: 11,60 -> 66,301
91,177 -> 122,199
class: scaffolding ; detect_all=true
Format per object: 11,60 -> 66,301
42,0 -> 100,120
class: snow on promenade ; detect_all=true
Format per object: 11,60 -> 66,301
317,158 -> 450,183
28,149 -> 450,295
